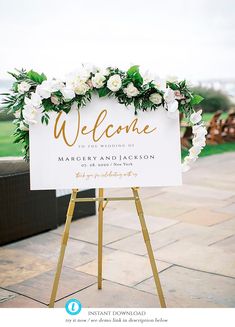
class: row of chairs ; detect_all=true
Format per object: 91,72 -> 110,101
181,110 -> 235,148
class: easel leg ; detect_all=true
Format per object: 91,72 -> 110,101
98,188 -> 104,289
48,189 -> 78,308
132,187 -> 166,308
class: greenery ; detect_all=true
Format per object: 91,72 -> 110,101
0,66 -> 203,161
202,112 -> 227,122
192,86 -> 231,113
0,110 -> 14,121
181,142 -> 235,159
0,121 -> 22,156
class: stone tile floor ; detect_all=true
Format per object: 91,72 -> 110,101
0,152 -> 235,308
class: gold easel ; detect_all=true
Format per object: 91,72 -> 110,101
48,187 -> 166,308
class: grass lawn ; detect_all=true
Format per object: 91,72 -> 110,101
0,121 -> 22,157
0,118 -> 235,158
202,112 -> 227,122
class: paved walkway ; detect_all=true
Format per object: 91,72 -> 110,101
0,152 -> 235,308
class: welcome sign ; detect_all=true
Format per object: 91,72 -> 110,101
29,96 -> 182,190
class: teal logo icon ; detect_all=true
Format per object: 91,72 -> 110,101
65,299 -> 82,315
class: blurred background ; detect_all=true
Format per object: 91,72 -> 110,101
0,0 -> 235,157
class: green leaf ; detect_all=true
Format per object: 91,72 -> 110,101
97,87 -> 110,97
42,98 -> 55,111
27,70 -> 47,84
191,94 -> 204,105
133,72 -> 143,85
127,65 -> 140,76
167,82 -> 178,90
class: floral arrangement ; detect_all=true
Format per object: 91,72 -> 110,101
1,64 -> 206,171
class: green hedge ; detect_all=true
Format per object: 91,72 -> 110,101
0,110 -> 14,121
192,86 -> 231,113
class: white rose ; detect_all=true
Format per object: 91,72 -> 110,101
61,87 -> 75,100
149,93 -> 162,105
190,110 -> 202,124
74,81 -> 90,95
36,80 -> 53,99
76,69 -> 91,82
50,79 -> 64,92
107,74 -> 122,92
22,104 -> 38,124
19,121 -> 29,131
91,73 -> 106,88
98,67 -> 110,76
25,93 -> 42,108
18,81 -> 31,94
51,95 -> 60,105
123,82 -> 139,98
82,63 -> 98,74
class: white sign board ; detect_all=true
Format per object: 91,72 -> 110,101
29,96 -> 182,190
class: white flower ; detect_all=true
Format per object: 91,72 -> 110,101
164,88 -> 176,103
184,155 -> 197,165
50,79 -> 64,92
142,70 -> 154,85
190,109 -> 202,124
182,163 -> 190,172
189,145 -> 202,157
192,135 -> 206,147
82,63 -> 98,74
192,124 -> 207,137
98,67 -> 110,76
19,121 -> 29,131
51,95 -> 60,105
164,88 -> 178,113
74,81 -> 90,95
22,104 -> 38,124
123,82 -> 139,98
18,81 -> 31,94
107,74 -> 122,92
77,68 -> 91,82
91,73 -> 106,88
61,87 -> 75,100
153,77 -> 166,91
25,93 -> 42,108
14,110 -> 21,119
174,90 -> 185,100
167,100 -> 178,113
149,93 -> 162,105
36,80 -> 53,99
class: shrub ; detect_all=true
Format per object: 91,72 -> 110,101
0,109 -> 14,121
192,86 -> 231,113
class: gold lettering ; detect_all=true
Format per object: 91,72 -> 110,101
54,109 -> 157,146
